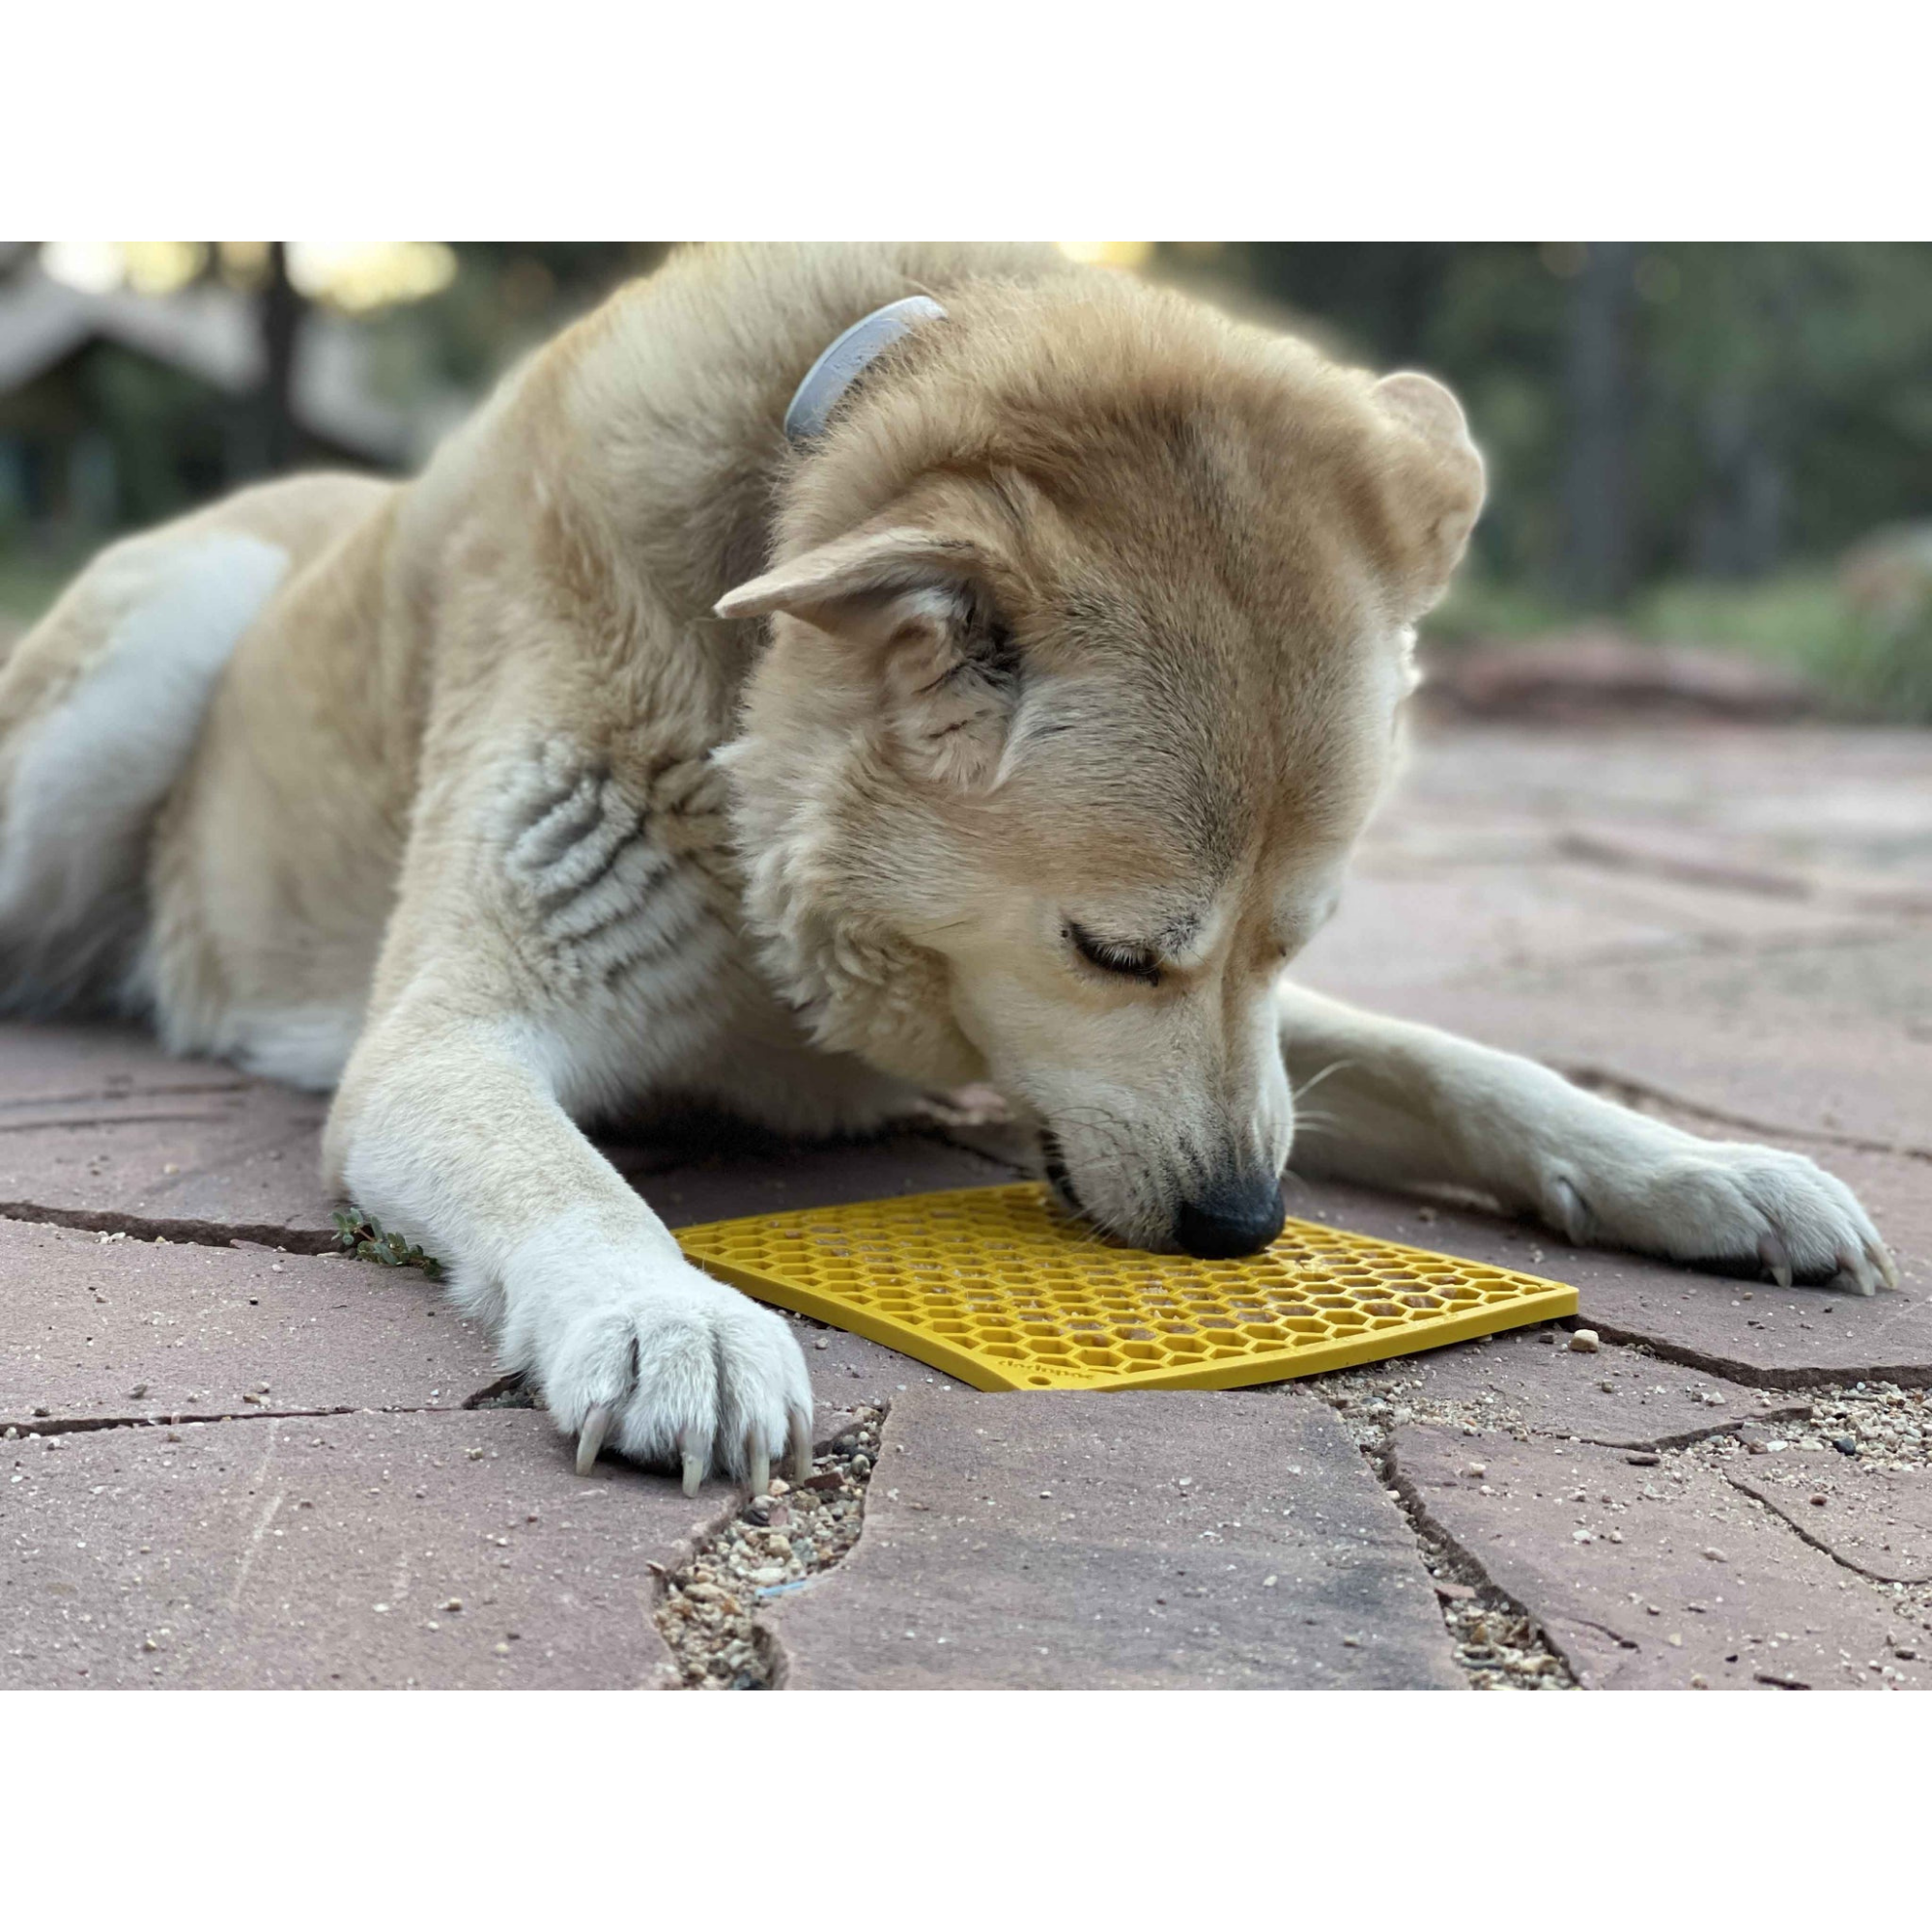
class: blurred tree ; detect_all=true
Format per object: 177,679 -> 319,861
1167,241 -> 1932,612
244,242 -> 301,478
1560,240 -> 1636,606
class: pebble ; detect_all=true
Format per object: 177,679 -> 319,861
1567,1330 -> 1601,1353
1833,1435 -> 1858,1456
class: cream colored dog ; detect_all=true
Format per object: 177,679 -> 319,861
0,242 -> 1893,1492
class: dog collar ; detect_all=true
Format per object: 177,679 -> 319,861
784,294 -> 947,443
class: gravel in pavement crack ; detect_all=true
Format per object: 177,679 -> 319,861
652,1406 -> 885,1690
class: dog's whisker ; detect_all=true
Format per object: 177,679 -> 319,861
1291,1057 -> 1360,1107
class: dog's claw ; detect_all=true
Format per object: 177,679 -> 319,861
1758,1234 -> 1793,1291
748,1435 -> 771,1497
1874,1242 -> 1900,1293
575,1404 -> 612,1477
786,1406 -> 813,1484
1835,1247 -> 1879,1298
681,1446 -> 703,1497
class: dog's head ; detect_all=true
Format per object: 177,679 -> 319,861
717,275 -> 1483,1255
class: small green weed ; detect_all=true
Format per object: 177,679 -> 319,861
331,1207 -> 445,1281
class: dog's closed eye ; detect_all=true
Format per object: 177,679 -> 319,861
1066,922 -> 1162,987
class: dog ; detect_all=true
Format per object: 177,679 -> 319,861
0,242 -> 1893,1493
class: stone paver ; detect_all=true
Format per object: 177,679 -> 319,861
1393,1423 -> 1928,1690
1300,720 -> 1932,1152
1358,940 -> 1932,1155
0,1217 -> 497,1432
791,1317 -> 962,1444
1296,862 -> 1884,1003
764,1388 -> 1463,1689
0,1022 -> 333,1242
2,1408 -> 736,1688
1553,819 -> 1932,918
1378,723 -> 1932,885
1730,1456 -> 1932,1584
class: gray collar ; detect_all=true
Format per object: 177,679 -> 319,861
784,294 -> 947,443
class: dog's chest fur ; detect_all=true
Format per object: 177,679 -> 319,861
482,727 -> 906,1135
497,737 -> 732,997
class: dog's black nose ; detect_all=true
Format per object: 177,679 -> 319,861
1174,1178 -> 1286,1260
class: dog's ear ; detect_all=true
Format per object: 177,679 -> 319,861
716,527 -> 1019,788
1372,372 -> 1486,617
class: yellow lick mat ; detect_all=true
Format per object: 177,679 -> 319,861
675,1181 -> 1577,1392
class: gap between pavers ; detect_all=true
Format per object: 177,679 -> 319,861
761,1387 -> 1465,1690
0,1217 -> 497,1432
1730,1456 -> 1932,1585
2,1408 -> 747,1689
1337,1328 -> 1814,1451
1392,1423 -> 1928,1690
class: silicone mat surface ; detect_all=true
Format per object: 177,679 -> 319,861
676,1182 -> 1578,1391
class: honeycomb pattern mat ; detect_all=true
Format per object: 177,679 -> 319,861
675,1182 -> 1577,1392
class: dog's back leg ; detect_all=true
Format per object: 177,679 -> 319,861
0,476 -> 385,1020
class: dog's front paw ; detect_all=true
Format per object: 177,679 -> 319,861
501,1236 -> 812,1492
1532,1124 -> 1896,1295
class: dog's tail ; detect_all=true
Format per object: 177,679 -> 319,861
0,526 -> 288,1015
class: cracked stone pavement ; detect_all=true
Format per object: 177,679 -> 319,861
5,719 -> 1930,1689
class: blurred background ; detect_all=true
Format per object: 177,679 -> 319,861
2,240 -> 1929,720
